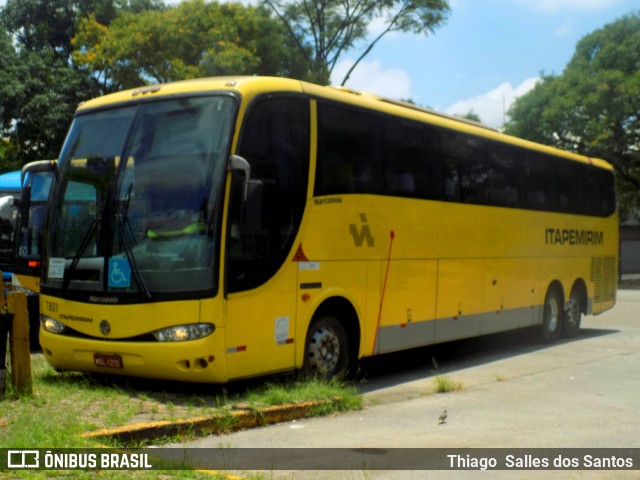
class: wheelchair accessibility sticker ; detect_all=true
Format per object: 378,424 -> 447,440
108,258 -> 131,288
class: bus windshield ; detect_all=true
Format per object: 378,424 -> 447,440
15,168 -> 54,268
44,95 -> 236,297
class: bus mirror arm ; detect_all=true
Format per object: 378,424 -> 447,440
229,155 -> 251,201
20,159 -> 58,186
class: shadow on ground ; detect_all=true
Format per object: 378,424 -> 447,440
356,326 -> 618,394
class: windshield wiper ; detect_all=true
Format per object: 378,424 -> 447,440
115,211 -> 151,299
61,182 -> 151,299
60,216 -> 100,294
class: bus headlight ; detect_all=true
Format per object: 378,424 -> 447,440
41,316 -> 67,334
152,323 -> 215,342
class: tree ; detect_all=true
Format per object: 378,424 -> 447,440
0,0 -> 164,165
458,110 -> 481,123
1,0 -> 163,60
505,12 -> 640,219
0,32 -> 21,170
262,0 -> 450,85
73,0 -> 308,91
0,48 -> 98,163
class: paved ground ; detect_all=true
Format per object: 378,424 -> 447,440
171,289 -> 640,479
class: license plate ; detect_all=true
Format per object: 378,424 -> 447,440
94,353 -> 123,369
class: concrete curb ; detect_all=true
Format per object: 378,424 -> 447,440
81,398 -> 339,445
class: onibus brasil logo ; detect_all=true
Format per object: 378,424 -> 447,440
5,450 -> 153,470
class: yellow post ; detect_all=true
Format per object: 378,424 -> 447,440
7,291 -> 32,396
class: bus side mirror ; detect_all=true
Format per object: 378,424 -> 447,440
228,155 -> 251,201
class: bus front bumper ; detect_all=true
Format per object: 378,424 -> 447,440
39,329 -> 229,384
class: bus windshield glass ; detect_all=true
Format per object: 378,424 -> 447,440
44,95 -> 236,297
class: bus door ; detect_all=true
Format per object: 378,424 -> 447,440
224,262 -> 298,380
223,95 -> 311,380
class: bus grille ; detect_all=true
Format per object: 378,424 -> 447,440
590,256 -> 617,303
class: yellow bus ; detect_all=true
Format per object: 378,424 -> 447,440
12,160 -> 56,350
37,77 -> 618,383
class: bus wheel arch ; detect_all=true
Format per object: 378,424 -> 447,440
563,279 -> 587,338
540,281 -> 564,343
301,297 -> 360,380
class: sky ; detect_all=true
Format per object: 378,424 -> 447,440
1,0 -> 637,128
327,0 -> 639,128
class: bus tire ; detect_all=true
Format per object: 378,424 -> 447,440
540,286 -> 563,343
562,286 -> 583,338
302,315 -> 350,380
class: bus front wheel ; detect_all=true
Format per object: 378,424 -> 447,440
302,316 -> 350,380
540,287 -> 563,343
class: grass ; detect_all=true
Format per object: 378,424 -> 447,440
2,356 -> 142,448
432,374 -> 462,393
0,354 -> 362,479
430,356 -> 463,393
243,377 -> 362,413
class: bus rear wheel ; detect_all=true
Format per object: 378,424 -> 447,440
540,287 -> 563,343
302,316 -> 350,380
563,288 -> 583,338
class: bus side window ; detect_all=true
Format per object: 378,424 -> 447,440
485,143 -> 520,208
594,168 -> 616,216
556,161 -> 583,214
384,120 -> 433,198
523,153 -> 548,210
438,131 -> 462,202
438,130 -> 487,203
315,103 -> 384,196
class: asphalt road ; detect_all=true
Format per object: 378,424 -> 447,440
173,289 -> 640,479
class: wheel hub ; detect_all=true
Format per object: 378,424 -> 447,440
308,326 -> 340,375
547,297 -> 559,331
566,298 -> 579,328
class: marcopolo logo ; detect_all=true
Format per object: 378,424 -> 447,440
7,450 -> 40,469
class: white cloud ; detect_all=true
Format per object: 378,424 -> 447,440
553,25 -> 574,37
517,0 -> 622,13
331,59 -> 413,100
330,62 -> 539,130
443,77 -> 540,128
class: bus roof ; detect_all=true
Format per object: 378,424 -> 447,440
0,170 -> 22,194
76,76 -> 613,172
